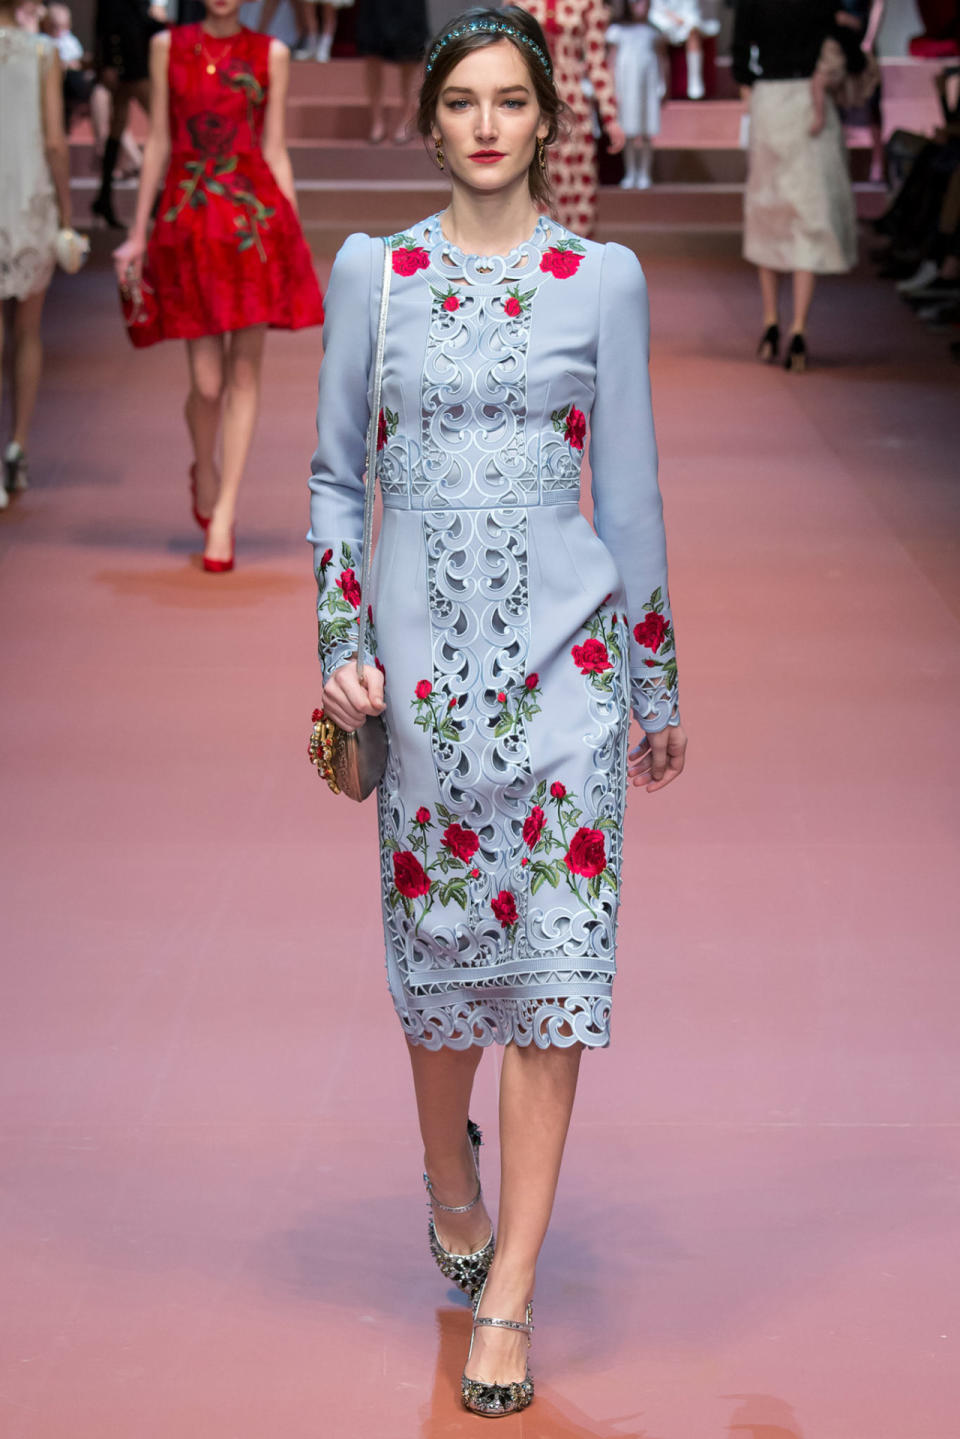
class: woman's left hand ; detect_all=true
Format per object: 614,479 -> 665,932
606,122 -> 626,155
628,723 -> 687,792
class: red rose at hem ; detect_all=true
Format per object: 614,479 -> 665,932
442,823 -> 480,863
392,246 -> 430,277
522,804 -> 546,848
491,890 -> 518,928
634,612 -> 668,652
564,826 -> 607,878
571,638 -> 612,674
337,567 -> 362,608
393,850 -> 431,898
564,407 -> 586,450
415,679 -> 432,700
550,781 -> 566,799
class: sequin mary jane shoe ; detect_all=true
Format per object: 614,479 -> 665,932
461,1277 -> 535,1418
423,1118 -> 494,1301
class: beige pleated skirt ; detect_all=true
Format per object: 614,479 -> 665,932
744,79 -> 857,274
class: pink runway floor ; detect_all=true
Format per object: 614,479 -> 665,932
2,237 -> 959,1438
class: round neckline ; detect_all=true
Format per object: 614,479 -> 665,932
198,23 -> 244,42
431,213 -> 549,264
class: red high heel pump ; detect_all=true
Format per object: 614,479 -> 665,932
203,530 -> 235,574
189,463 -> 211,532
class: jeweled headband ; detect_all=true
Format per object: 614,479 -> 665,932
425,17 -> 553,78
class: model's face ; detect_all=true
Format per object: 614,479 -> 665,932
632,0 -> 650,19
432,42 -> 548,195
205,0 -> 243,25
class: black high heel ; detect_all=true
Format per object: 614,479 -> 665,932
91,195 -> 124,230
784,333 -> 808,373
756,323 -> 779,363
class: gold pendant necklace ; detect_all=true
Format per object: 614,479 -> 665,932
195,30 -> 236,77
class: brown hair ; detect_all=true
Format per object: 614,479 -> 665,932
416,6 -> 566,211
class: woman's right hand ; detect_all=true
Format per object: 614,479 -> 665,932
322,661 -> 386,731
113,234 -> 146,288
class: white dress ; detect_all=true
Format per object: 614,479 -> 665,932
0,28 -> 57,302
606,22 -> 662,138
649,0 -> 721,46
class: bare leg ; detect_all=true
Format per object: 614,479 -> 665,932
394,61 -> 421,142
759,265 -> 779,327
365,57 -> 385,143
869,119 -> 885,184
685,29 -> 704,99
407,1041 -> 493,1255
791,269 -> 816,334
184,335 -> 225,521
11,290 -> 47,449
468,1041 -> 584,1384
205,324 -> 267,562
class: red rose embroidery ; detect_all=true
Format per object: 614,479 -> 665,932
571,638 -> 612,674
644,659 -> 657,668
470,867 -> 480,879
564,407 -> 586,451
492,890 -> 518,928
442,295 -> 460,312
319,547 -> 333,570
525,673 -> 539,689
337,568 -> 362,607
497,691 -> 507,703
415,806 -> 431,824
504,296 -> 522,318
521,856 -> 529,866
540,247 -> 583,279
634,613 -> 668,652
415,679 -> 433,700
564,827 -> 607,878
448,697 -> 457,709
550,781 -> 566,799
393,850 -> 431,898
442,823 -> 480,863
377,409 -> 388,451
522,805 -> 546,848
392,246 -> 430,277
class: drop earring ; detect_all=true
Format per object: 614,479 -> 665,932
435,138 -> 445,170
537,137 -> 547,170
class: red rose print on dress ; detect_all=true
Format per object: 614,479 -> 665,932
504,296 -> 522,318
442,823 -> 480,863
633,612 -> 667,652
503,283 -> 536,318
491,890 -> 518,929
550,781 -> 566,800
525,673 -> 539,689
415,807 -> 431,825
392,240 -> 430,276
377,406 -> 398,452
564,407 -> 586,451
319,548 -> 333,571
415,679 -> 432,700
393,850 -> 432,899
564,827 -> 607,879
522,805 -> 546,849
336,567 -> 362,608
571,638 -> 612,674
539,241 -> 585,279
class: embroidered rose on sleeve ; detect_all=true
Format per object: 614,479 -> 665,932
392,240 -> 430,276
564,407 -> 586,450
539,241 -> 585,279
336,567 -> 362,608
633,613 -> 667,652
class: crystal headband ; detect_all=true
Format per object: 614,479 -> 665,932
425,18 -> 553,78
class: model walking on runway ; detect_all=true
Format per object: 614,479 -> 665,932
308,6 -> 686,1416
114,0 -> 323,571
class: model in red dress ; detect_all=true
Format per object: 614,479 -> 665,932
114,0 -> 324,572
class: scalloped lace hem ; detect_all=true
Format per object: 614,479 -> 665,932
397,994 -> 612,1051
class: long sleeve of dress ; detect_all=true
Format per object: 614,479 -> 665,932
306,231 -> 379,679
589,242 -> 679,733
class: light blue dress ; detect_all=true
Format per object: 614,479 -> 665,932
308,213 -> 679,1052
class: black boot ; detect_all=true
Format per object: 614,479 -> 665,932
92,137 -> 123,228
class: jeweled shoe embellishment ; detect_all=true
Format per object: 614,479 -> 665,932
461,1277 -> 535,1417
423,1118 -> 495,1300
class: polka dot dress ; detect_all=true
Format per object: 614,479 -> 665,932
525,0 -> 619,236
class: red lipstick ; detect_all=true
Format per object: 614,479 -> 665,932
469,150 -> 505,163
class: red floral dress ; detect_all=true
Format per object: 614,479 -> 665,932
524,0 -> 619,237
146,24 -> 323,342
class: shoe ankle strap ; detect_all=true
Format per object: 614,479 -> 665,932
423,1171 -> 483,1214
473,1309 -> 534,1338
